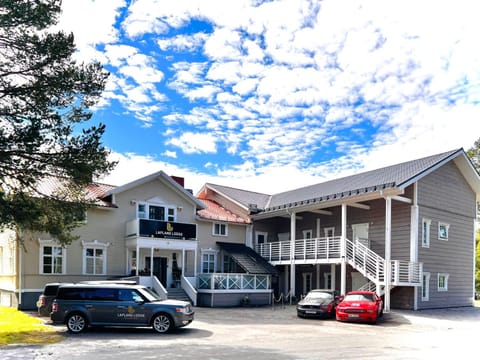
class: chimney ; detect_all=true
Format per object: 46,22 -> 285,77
171,176 -> 185,187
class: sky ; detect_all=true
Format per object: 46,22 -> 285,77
57,0 -> 480,195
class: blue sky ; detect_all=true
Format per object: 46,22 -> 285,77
57,0 -> 480,194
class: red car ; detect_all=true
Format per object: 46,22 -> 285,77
335,291 -> 383,324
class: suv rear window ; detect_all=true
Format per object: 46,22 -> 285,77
44,285 -> 61,296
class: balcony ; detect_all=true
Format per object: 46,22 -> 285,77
197,273 -> 271,290
126,218 -> 197,240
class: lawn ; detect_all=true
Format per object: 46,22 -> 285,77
0,306 -> 63,347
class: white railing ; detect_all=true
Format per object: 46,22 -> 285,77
197,273 -> 271,290
151,276 -> 168,299
181,275 -> 197,306
345,238 -> 385,284
256,236 -> 342,262
390,260 -> 422,285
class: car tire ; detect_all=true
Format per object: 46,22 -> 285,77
66,313 -> 87,333
152,313 -> 172,333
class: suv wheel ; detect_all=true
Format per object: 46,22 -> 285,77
66,313 -> 87,333
152,313 -> 172,333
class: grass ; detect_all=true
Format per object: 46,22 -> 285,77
0,306 -> 63,347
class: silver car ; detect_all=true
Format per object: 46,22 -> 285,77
50,283 -> 194,333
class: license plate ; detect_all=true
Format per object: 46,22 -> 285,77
305,310 -> 317,314
348,314 -> 359,318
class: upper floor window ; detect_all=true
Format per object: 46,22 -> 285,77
437,273 -> 449,291
422,218 -> 431,248
213,222 -> 227,236
82,240 -> 110,275
39,240 -> 65,274
137,203 -> 176,222
303,229 -> 313,239
438,222 -> 450,241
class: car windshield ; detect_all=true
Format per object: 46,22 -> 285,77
344,293 -> 374,302
137,287 -> 163,302
305,292 -> 333,300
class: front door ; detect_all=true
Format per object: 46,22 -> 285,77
145,257 -> 168,287
352,223 -> 369,248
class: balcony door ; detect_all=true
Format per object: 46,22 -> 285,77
149,205 -> 165,220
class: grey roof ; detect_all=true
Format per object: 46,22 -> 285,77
205,149 -> 479,216
267,149 -> 462,210
216,242 -> 279,275
204,183 -> 271,210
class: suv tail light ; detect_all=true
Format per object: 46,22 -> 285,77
39,295 -> 46,307
52,302 -> 58,313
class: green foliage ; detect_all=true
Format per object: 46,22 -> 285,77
0,0 -> 116,245
466,137 -> 480,173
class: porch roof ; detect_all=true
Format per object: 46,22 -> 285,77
217,242 -> 279,275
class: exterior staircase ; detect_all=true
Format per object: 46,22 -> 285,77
167,287 -> 192,303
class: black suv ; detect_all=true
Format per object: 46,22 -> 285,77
50,283 -> 194,333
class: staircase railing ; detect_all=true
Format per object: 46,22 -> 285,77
345,238 -> 385,284
181,275 -> 197,306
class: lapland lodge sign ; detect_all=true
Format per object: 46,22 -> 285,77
139,219 -> 197,240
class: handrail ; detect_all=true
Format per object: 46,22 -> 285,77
151,276 -> 168,299
181,275 -> 197,306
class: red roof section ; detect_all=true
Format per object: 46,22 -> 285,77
197,199 -> 250,224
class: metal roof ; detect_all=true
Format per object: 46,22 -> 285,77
216,242 -> 279,275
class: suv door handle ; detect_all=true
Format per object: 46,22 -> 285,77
117,306 -> 128,309
85,305 -> 93,309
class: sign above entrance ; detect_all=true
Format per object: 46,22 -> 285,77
139,219 -> 197,240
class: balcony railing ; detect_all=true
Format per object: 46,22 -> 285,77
126,218 -> 197,239
256,236 -> 342,262
197,273 -> 271,290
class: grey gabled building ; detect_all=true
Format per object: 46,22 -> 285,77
203,149 -> 480,310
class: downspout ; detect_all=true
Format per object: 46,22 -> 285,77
410,182 -> 419,310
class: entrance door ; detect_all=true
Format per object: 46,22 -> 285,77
302,273 -> 313,295
352,223 -> 369,248
145,257 -> 167,287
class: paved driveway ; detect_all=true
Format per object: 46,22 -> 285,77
2,305 -> 480,360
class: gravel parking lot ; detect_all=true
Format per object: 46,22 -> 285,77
2,304 -> 480,360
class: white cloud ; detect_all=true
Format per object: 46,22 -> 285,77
167,132 -> 218,154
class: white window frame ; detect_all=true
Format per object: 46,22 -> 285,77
421,272 -> 430,301
82,240 -> 110,275
438,222 -> 450,241
256,231 -> 268,246
39,240 -> 66,275
201,249 -> 217,273
422,218 -> 431,248
212,222 -> 228,236
302,229 -> 313,239
437,273 -> 449,291
324,227 -> 335,238
137,202 -> 176,221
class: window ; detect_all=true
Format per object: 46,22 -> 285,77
438,222 -> 450,241
223,254 -> 237,273
303,230 -> 313,239
39,241 -> 65,274
421,272 -> 430,301
438,273 -> 449,291
201,250 -> 216,273
324,227 -> 335,238
213,223 -> 227,236
82,240 -> 110,275
137,202 -> 176,221
422,218 -> 431,248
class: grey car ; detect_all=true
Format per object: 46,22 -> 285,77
50,283 -> 194,333
37,282 -> 72,317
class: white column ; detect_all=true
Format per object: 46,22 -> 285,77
135,245 -> 139,276
411,182 -> 419,310
316,264 -> 320,288
340,204 -> 347,295
385,196 -> 392,312
150,247 -> 154,276
316,218 -> 321,237
246,224 -> 253,248
330,263 -> 336,291
290,211 -> 296,304
194,248 -> 197,277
